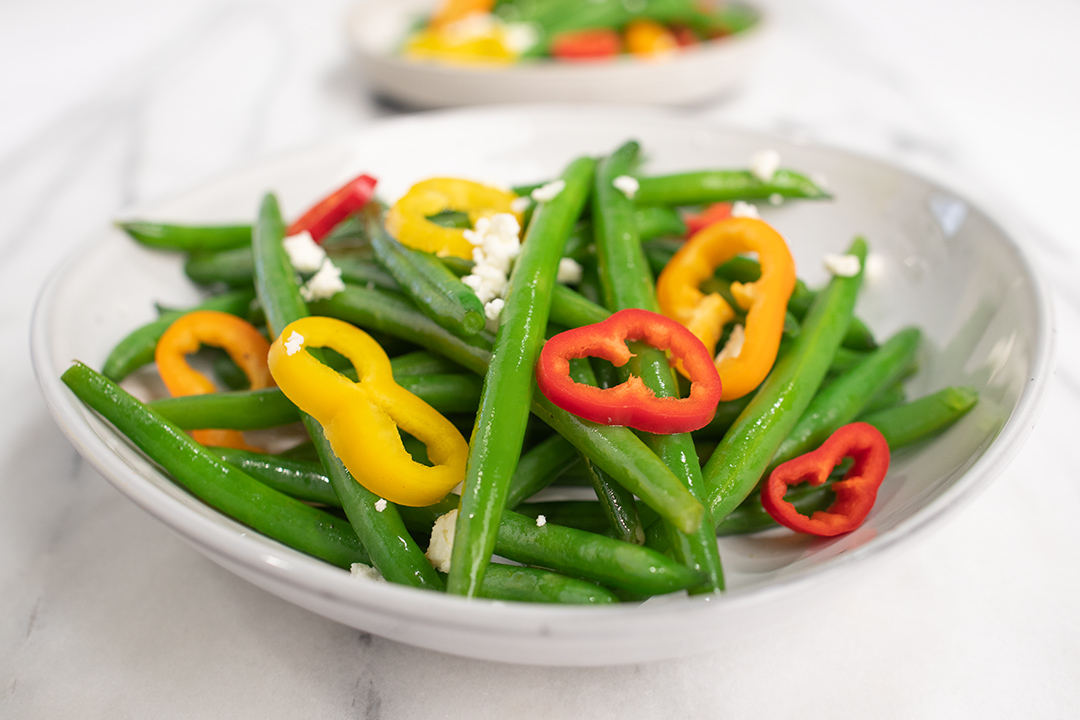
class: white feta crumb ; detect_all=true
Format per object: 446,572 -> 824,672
425,509 -> 458,573
535,514 -> 547,527
282,230 -> 327,273
769,193 -> 784,206
531,179 -> 566,203
864,253 -> 886,285
299,259 -> 345,301
503,22 -> 540,54
612,175 -> 639,200
350,562 -> 385,582
556,257 -> 583,285
283,331 -> 305,356
715,324 -> 746,364
484,297 -> 504,323
374,497 -> 388,513
463,263 -> 509,304
731,200 -> 760,219
823,253 -> 862,278
750,149 -> 781,182
510,195 -> 532,214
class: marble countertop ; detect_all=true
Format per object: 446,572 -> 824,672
3,0 -> 1079,716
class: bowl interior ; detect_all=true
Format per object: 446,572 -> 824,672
32,106 -> 1051,664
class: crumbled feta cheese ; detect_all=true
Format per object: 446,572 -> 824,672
535,514 -> 547,527
503,22 -> 540,53
557,257 -> 583,285
612,175 -> 639,199
531,179 -> 566,203
374,498 -> 387,513
864,253 -> 886,285
731,200 -> 760,219
282,230 -> 326,273
510,195 -> 532,214
283,331 -> 305,356
463,263 -> 509,304
715,324 -> 746,364
299,259 -> 344,301
769,193 -> 784,206
823,253 -> 862,278
350,563 -> 385,582
463,213 -> 522,303
750,149 -> 781,182
484,297 -> 504,323
425,509 -> 458,573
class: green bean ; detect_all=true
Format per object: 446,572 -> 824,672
635,205 -> 686,239
863,386 -> 978,448
389,349 -> 466,376
448,156 -> 596,597
315,276 -> 703,540
857,381 -> 907,417
311,284 -> 494,376
62,362 -> 367,568
549,284 -> 610,328
514,501 -> 612,535
788,282 -> 876,351
100,289 -> 256,382
364,205 -> 486,336
592,140 -> 721,593
117,221 -> 253,252
702,238 -> 867,525
567,358 -> 644,545
769,327 -> 921,471
635,169 -> 830,206
209,448 -> 339,506
252,193 -> 442,590
472,564 -> 617,604
505,433 -> 583,509
185,246 -> 399,292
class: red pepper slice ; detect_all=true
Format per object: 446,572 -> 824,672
550,29 -> 621,61
287,174 -> 378,243
683,202 -> 732,237
761,422 -> 890,536
535,308 -> 722,434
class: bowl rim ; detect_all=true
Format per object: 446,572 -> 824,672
31,104 -> 1058,636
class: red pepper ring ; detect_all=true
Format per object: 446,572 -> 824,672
761,422 -> 891,537
535,308 -> 722,434
287,173 -> 377,243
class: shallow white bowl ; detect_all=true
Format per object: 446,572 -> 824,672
347,0 -> 769,108
33,106 -> 1053,665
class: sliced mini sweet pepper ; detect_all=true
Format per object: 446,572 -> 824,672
761,422 -> 890,536
385,178 -> 521,259
267,316 -> 468,507
550,29 -> 622,60
535,308 -> 722,434
428,0 -> 495,30
155,310 -> 273,450
683,202 -> 732,237
655,216 -> 796,400
286,173 -> 377,243
624,19 -> 678,57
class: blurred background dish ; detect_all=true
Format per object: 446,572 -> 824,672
348,0 -> 768,107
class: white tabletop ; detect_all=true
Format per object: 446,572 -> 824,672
3,0 -> 1079,717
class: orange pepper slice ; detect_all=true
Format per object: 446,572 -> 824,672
155,310 -> 273,450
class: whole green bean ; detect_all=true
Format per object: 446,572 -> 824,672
185,246 -> 399,292
210,448 -> 339,506
62,362 -> 367,568
117,221 -> 252,252
863,386 -> 978,447
768,327 -> 921,471
635,169 -> 830,206
549,284 -> 610,328
473,564 -> 617,604
101,289 -> 255,381
505,433 -> 583,509
252,193 -> 442,590
448,156 -> 596,597
364,205 -> 486,336
592,140 -> 721,593
857,381 -> 907,417
702,238 -> 867,525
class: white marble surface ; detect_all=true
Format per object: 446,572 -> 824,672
3,0 -> 1079,716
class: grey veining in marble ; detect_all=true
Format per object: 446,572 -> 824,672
3,0 -> 1079,717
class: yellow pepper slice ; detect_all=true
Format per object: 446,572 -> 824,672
656,217 -> 796,401
386,178 -> 521,259
625,19 -> 678,57
267,316 -> 468,507
155,310 -> 273,451
429,0 -> 495,30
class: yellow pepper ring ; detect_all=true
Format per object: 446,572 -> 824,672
385,178 -> 521,259
267,316 -> 469,507
656,217 -> 796,401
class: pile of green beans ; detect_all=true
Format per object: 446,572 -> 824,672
70,143 -> 980,607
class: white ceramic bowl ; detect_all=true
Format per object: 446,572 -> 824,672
33,106 -> 1053,665
347,0 -> 769,108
